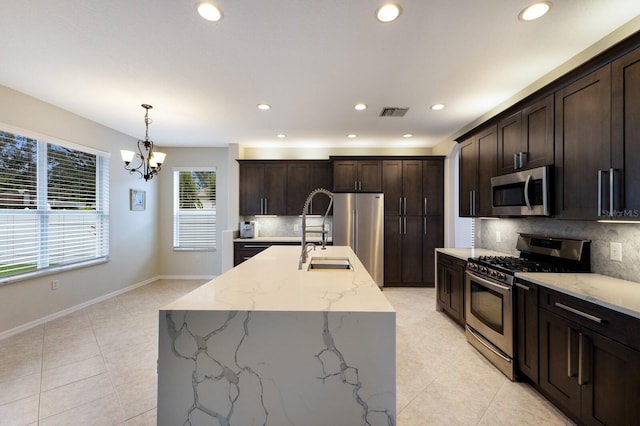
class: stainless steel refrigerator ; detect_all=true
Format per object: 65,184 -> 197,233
332,193 -> 384,287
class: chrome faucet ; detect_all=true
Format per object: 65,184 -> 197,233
298,188 -> 334,269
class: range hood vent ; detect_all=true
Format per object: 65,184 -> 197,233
379,107 -> 409,117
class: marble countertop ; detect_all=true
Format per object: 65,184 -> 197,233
435,247 -> 511,261
163,245 -> 394,313
517,272 -> 640,320
234,236 -> 332,243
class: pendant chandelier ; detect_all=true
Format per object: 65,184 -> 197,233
120,104 -> 166,181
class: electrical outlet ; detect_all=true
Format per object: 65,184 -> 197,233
293,224 -> 299,232
51,280 -> 59,290
610,242 -> 622,262
496,231 -> 502,243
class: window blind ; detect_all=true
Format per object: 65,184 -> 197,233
0,129 -> 109,282
173,169 -> 216,250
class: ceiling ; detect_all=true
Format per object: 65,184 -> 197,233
1,1 -> 640,150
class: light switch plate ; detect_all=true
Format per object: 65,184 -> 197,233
610,242 -> 622,262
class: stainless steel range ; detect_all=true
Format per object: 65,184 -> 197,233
465,233 -> 591,380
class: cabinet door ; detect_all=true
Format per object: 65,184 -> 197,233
497,111 -> 522,175
333,160 -> 358,192
522,95 -> 554,170
403,160 -> 423,215
401,216 -> 423,284
358,160 -> 382,192
458,137 -> 477,217
436,256 -> 463,324
384,215 -> 402,285
580,330 -> 640,426
539,309 -> 582,418
555,66 -> 612,220
423,159 -> 444,216
309,162 -> 333,214
515,280 -> 539,383
612,47 -> 640,216
422,215 -> 443,286
263,164 -> 287,215
382,160 -> 403,215
476,125 -> 497,217
239,163 -> 264,215
286,163 -> 311,215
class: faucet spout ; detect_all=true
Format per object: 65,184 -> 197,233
299,188 -> 334,269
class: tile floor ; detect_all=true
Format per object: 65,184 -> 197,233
0,280 -> 573,425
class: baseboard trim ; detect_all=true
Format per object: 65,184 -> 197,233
0,275 -> 162,341
157,275 -> 216,280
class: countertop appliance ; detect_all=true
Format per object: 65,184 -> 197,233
491,165 -> 551,216
332,193 -> 384,287
239,221 -> 258,238
465,233 -> 591,380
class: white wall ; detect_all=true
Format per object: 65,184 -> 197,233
0,85 -> 159,335
156,146 -> 230,277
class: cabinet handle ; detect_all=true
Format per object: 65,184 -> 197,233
260,198 -> 264,214
243,245 -> 270,248
555,302 -> 603,324
424,197 -> 428,216
264,198 -> 268,214
403,217 -> 407,235
473,191 -> 477,216
567,327 -> 575,378
609,167 -> 615,216
359,181 -> 362,191
424,217 -> 427,235
469,191 -> 474,216
514,153 -> 518,170
403,197 -> 407,215
515,282 -> 531,291
398,217 -> 402,235
597,170 -> 606,217
399,197 -> 402,215
519,152 -> 526,169
578,332 -> 584,385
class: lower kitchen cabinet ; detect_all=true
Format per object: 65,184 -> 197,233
539,289 -> 640,425
515,279 -> 539,383
436,253 -> 466,325
234,241 -> 307,266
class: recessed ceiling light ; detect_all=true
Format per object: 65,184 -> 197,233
347,134 -> 357,139
430,103 -> 445,111
403,133 -> 414,138
518,2 -> 552,21
376,3 -> 402,23
197,2 -> 223,22
257,103 -> 271,110
354,103 -> 368,111
276,134 -> 286,139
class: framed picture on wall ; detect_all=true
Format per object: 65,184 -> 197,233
130,189 -> 146,211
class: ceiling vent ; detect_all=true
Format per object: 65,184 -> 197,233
379,107 -> 409,117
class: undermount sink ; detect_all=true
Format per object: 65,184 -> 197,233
307,257 -> 353,271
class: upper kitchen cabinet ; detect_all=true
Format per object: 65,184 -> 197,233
611,46 -> 640,219
239,161 -> 287,216
497,95 -> 554,175
554,66 -> 612,220
333,159 -> 382,192
285,161 -> 332,215
459,125 -> 497,217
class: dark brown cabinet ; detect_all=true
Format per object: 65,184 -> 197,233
333,159 -> 382,192
554,66 -> 612,220
285,161 -> 332,215
436,253 -> 466,325
539,288 -> 640,425
239,162 -> 287,215
234,240 -> 308,266
515,279 -> 539,383
383,159 -> 444,287
497,95 -> 554,175
611,46 -> 640,219
459,125 -> 497,217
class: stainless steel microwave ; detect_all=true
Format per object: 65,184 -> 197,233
491,165 -> 551,216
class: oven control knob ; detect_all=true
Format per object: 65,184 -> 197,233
480,266 -> 487,273
498,272 -> 506,280
490,270 -> 497,278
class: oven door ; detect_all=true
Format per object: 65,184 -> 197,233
465,270 -> 513,357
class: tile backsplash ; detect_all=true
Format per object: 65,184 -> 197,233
476,218 -> 640,282
241,216 -> 332,238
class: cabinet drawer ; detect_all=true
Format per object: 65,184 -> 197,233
437,253 -> 466,268
540,287 -> 640,351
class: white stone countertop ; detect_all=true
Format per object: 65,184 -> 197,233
163,245 -> 394,313
516,272 -> 640,320
435,247 -> 511,261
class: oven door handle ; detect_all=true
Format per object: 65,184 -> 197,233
466,325 -> 512,363
466,270 -> 511,292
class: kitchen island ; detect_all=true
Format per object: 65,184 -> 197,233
157,245 -> 396,426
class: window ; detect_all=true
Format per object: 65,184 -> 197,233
173,168 -> 216,250
0,126 -> 110,283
